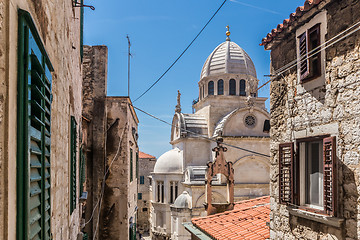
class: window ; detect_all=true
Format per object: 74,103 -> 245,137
156,181 -> 164,203
244,115 -> 256,128
229,79 -> 236,95
169,181 -> 178,204
299,24 -> 321,81
300,140 -> 323,208
79,146 -> 86,195
143,208 -> 148,212
208,81 -> 214,95
138,193 -> 142,200
17,10 -> 53,239
136,151 -> 139,179
279,136 -> 337,216
239,79 -> 246,96
140,176 -> 145,184
130,149 -> 133,182
70,116 -> 77,213
217,79 -> 224,95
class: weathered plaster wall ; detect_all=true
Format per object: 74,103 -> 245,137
268,1 -> 360,239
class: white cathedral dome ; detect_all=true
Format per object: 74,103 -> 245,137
200,40 -> 257,80
173,191 -> 192,209
153,148 -> 183,173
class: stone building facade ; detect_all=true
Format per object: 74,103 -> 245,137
150,31 -> 270,240
0,0 -> 85,239
82,45 -> 139,240
261,0 -> 360,239
137,152 -> 157,234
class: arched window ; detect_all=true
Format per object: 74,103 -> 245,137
208,81 -> 214,95
240,79 -> 246,96
217,79 -> 224,95
229,79 -> 236,95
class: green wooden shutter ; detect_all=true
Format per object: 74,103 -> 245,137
130,149 -> 133,182
70,117 -> 77,213
17,10 -> 53,240
136,152 -> 139,179
79,146 -> 86,194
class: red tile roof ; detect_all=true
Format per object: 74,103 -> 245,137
260,0 -> 326,47
139,151 -> 156,159
191,196 -> 270,240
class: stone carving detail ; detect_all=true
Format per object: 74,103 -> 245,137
205,138 -> 234,215
175,90 -> 181,113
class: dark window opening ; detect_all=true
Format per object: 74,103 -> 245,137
263,120 -> 270,133
217,79 -> 224,95
240,79 -> 246,96
229,79 -> 236,95
208,81 -> 214,95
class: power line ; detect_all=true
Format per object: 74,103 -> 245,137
133,0 -> 228,102
258,20 -> 360,91
131,104 -> 270,158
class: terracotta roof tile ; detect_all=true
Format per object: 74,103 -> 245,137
260,0 -> 326,47
139,151 -> 156,159
191,196 -> 270,240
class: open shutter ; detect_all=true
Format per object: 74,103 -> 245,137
299,32 -> 309,80
323,136 -> 337,216
279,143 -> 294,205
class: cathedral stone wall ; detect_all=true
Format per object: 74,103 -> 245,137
0,0 -> 83,239
268,1 -> 360,239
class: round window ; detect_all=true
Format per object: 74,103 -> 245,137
244,115 -> 256,128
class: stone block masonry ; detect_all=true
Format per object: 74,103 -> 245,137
266,0 -> 360,239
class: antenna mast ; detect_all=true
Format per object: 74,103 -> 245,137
126,35 -> 131,97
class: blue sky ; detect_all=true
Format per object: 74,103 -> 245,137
84,0 -> 305,158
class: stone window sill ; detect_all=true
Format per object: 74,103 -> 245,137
287,206 -> 344,228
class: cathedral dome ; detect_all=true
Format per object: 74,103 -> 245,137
200,40 -> 257,80
153,148 -> 183,173
173,191 -> 192,209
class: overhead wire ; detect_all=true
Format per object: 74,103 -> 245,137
131,104 -> 270,158
257,20 -> 360,91
133,0 -> 228,102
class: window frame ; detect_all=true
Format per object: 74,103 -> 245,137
239,79 -> 246,96
278,136 -> 337,217
229,79 -> 236,95
70,116 -> 77,214
140,176 -> 145,184
130,148 -> 133,182
208,81 -> 214,95
17,9 -> 54,240
298,23 -> 321,82
217,79 -> 224,95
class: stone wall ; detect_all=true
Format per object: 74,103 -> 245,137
137,156 -> 156,233
268,1 -> 360,239
102,97 -> 139,239
82,45 -> 108,239
0,0 -> 84,239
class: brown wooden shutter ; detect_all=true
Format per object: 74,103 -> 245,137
323,136 -> 337,216
299,32 -> 310,80
279,143 -> 294,205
